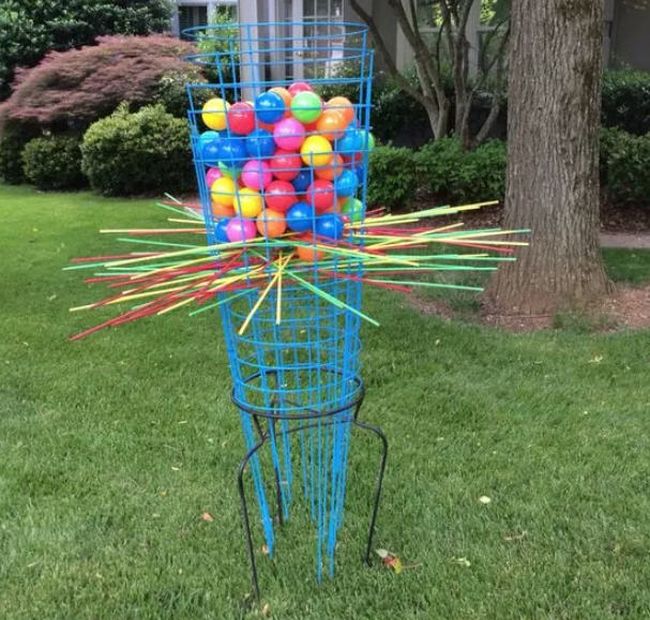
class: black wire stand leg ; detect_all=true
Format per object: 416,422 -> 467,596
353,420 -> 389,565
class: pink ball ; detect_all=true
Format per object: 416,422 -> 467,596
288,81 -> 313,96
241,160 -> 272,190
205,167 -> 222,188
226,217 -> 257,242
273,117 -> 306,151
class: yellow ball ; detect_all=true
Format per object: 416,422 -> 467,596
234,187 -> 263,218
202,97 -> 229,130
210,176 -> 236,207
300,135 -> 333,168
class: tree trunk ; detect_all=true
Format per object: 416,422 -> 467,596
485,0 -> 611,315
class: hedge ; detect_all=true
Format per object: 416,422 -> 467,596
22,135 -> 86,190
81,104 -> 194,196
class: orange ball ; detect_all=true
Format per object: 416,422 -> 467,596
212,202 -> 235,218
270,87 -> 292,108
315,154 -> 344,181
296,241 -> 324,262
316,109 -> 347,141
337,196 -> 348,208
256,208 -> 286,237
327,96 -> 355,125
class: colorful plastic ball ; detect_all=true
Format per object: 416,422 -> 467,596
286,202 -> 316,232
354,165 -> 365,184
316,109 -> 347,141
255,91 -> 285,124
211,176 -> 236,206
201,139 -> 221,163
335,126 -> 362,155
269,149 -> 302,181
273,117 -> 306,151
306,179 -> 335,212
233,187 -> 264,218
288,81 -> 313,96
326,96 -> 355,125
358,129 -> 375,151
211,201 -> 235,218
205,166 -> 222,187
316,213 -> 344,239
265,180 -> 298,213
241,159 -> 272,190
215,218 -> 230,242
199,130 -> 220,150
291,91 -> 323,124
245,129 -> 275,159
334,168 -> 358,197
295,239 -> 324,262
226,217 -> 257,242
314,153 -> 344,181
218,161 -> 241,179
202,98 -> 229,130
217,137 -> 247,167
256,208 -> 287,237
300,135 -> 332,167
227,102 -> 256,135
341,197 -> 364,222
269,87 -> 293,108
292,168 -> 312,193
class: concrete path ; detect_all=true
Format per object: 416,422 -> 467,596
600,233 -> 650,249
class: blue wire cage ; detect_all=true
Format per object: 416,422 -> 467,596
184,21 -> 375,582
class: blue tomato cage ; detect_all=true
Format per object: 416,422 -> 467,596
184,22 -> 376,586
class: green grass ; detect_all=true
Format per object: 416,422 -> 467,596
1,184 -> 650,619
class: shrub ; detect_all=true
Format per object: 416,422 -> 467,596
0,0 -> 171,100
415,137 -> 506,203
602,70 -> 650,136
0,36 -> 201,131
600,127 -> 650,205
22,135 -> 86,190
81,104 -> 194,196
367,146 -> 418,210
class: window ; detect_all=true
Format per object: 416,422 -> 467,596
179,5 -> 208,40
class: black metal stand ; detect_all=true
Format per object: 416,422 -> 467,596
233,379 -> 388,600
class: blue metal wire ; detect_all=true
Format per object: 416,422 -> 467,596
185,21 -> 373,579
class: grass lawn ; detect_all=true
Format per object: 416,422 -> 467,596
1,184 -> 650,619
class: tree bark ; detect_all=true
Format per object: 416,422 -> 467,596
485,0 -> 612,315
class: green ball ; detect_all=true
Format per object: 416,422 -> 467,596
342,197 -> 364,223
291,91 -> 323,124
218,161 -> 241,179
359,129 -> 375,151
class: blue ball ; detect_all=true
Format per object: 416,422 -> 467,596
245,129 -> 275,159
201,141 -> 221,164
334,169 -> 358,197
215,218 -> 230,242
198,130 -> 220,150
255,91 -> 285,124
286,202 -> 316,233
292,168 -> 313,193
335,127 -> 361,155
316,213 -> 344,240
217,137 -> 247,167
354,165 -> 365,184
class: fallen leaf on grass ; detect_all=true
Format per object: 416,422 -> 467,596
261,544 -> 270,555
453,557 -> 471,567
478,495 -> 491,504
261,602 -> 271,617
588,355 -> 604,364
375,548 -> 403,574
200,512 -> 214,522
503,530 -> 527,542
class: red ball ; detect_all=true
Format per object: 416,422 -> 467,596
306,179 -> 335,212
264,180 -> 298,213
269,149 -> 302,181
227,102 -> 255,135
288,81 -> 313,96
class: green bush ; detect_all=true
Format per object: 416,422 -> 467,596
600,127 -> 650,205
0,118 -> 38,183
22,134 -> 86,190
602,70 -> 650,136
367,145 -> 418,210
415,137 -> 506,203
81,104 -> 194,196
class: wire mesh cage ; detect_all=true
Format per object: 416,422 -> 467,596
183,22 -> 379,586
